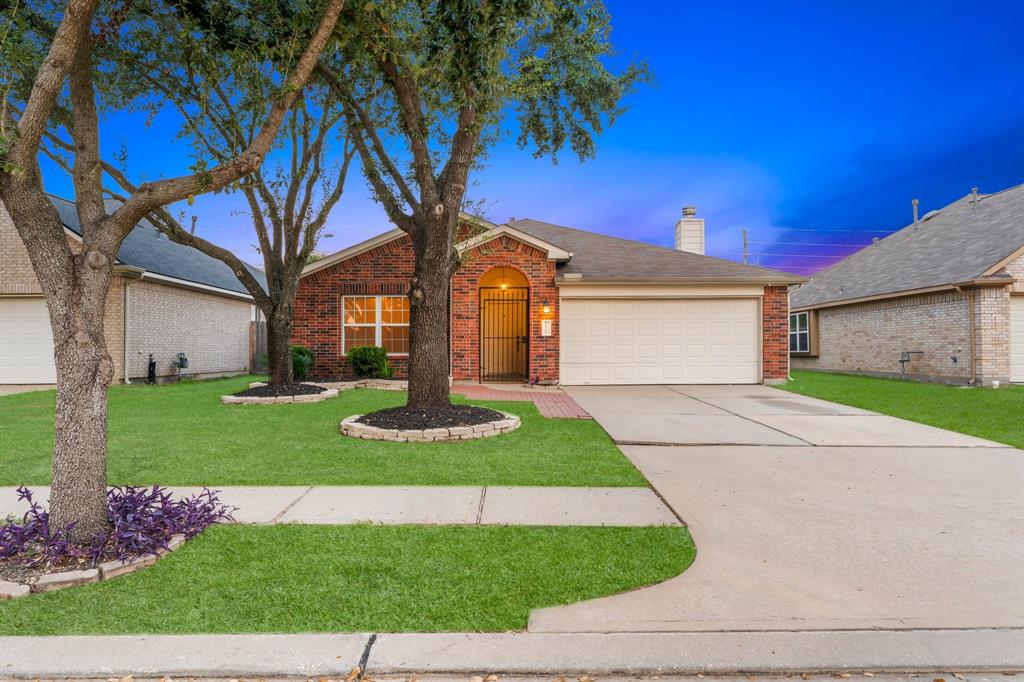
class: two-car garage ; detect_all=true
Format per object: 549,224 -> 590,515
559,296 -> 761,385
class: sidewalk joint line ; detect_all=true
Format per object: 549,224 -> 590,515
270,485 -> 314,524
357,633 -> 377,675
476,486 -> 487,524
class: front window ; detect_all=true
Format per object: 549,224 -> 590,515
343,295 -> 409,355
789,311 -> 809,353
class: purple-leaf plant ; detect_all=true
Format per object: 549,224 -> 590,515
0,486 -> 234,568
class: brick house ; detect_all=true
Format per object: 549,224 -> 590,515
295,208 -> 802,385
790,183 -> 1024,386
1,195 -> 262,385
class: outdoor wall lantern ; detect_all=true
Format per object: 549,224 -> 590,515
542,299 -> 551,314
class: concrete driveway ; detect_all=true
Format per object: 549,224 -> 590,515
530,384 -> 1023,633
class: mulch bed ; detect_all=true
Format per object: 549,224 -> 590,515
232,382 -> 327,398
357,405 -> 506,430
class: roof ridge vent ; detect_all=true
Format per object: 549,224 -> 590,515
921,209 -> 940,221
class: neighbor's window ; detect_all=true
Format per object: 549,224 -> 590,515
789,311 -> 809,353
343,295 -> 409,355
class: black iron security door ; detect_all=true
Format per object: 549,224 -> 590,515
480,287 -> 529,381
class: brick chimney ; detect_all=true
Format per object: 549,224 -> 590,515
675,206 -> 704,255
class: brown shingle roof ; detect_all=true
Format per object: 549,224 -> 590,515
509,218 -> 804,283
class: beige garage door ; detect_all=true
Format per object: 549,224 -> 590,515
1011,296 -> 1024,383
560,298 -> 760,385
0,297 -> 57,384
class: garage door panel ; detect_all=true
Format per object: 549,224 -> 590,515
1,298 -> 57,384
561,297 -> 760,385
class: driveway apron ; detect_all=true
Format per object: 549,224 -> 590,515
530,385 -> 1023,633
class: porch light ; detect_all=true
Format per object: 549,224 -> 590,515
499,267 -> 508,289
542,299 -> 550,314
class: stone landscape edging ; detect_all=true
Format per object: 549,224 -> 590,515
339,412 -> 521,443
221,383 -> 340,405
0,534 -> 186,601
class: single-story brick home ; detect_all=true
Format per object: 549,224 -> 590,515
790,183 -> 1024,386
295,208 -> 803,385
0,196 -> 263,385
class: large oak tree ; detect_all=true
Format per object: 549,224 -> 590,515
0,0 -> 346,542
318,0 -> 645,409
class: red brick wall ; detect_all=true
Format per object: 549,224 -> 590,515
293,235 -> 415,378
451,235 -> 559,383
762,285 -> 790,382
293,231 -> 560,383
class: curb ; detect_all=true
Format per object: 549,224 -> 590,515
1,629 -> 1020,676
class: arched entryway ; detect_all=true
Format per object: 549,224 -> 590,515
479,267 -> 529,381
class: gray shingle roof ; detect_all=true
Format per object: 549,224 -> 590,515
509,218 -> 803,282
50,194 -> 266,296
790,183 -> 1024,310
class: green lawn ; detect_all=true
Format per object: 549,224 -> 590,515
781,370 -> 1024,449
0,376 -> 643,486
0,524 -> 693,634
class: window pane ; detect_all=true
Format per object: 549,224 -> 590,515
797,313 -> 808,332
789,314 -> 797,332
381,296 -> 409,324
789,334 -> 798,352
344,297 -> 376,325
344,325 -> 376,353
798,331 -> 809,353
382,325 -> 409,354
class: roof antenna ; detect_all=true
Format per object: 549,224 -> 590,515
912,198 -> 919,227
190,215 -> 198,234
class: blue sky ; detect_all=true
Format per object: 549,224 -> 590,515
42,0 -> 1024,275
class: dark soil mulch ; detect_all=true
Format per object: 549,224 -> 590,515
232,382 -> 326,398
357,405 -> 506,430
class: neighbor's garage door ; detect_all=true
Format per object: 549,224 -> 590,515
560,298 -> 760,385
0,297 -> 57,384
1011,296 -> 1024,383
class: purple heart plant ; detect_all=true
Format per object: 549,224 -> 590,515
0,486 -> 234,569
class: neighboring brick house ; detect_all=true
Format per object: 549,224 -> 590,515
295,208 -> 803,385
790,183 -> 1024,386
1,195 -> 261,385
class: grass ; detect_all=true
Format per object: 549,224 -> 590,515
0,524 -> 693,634
0,376 -> 644,487
781,370 -> 1024,448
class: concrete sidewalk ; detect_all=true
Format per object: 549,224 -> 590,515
0,485 -> 679,527
1,629 -> 1021,677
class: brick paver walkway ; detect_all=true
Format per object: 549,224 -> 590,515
452,384 -> 590,418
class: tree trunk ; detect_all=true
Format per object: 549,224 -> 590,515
406,219 -> 457,409
265,306 -> 295,385
48,262 -> 115,544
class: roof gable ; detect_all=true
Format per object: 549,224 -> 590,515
791,183 -> 1024,310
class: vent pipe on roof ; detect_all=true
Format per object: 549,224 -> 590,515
675,206 -> 704,255
970,187 -> 979,205
912,198 -> 919,227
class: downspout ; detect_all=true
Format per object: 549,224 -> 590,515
123,279 -> 131,384
113,266 -> 145,384
956,284 -> 977,384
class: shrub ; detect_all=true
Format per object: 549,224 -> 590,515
0,486 -> 234,569
348,345 -> 393,378
291,345 -> 315,380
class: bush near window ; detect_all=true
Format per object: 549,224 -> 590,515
291,345 -> 315,380
348,346 -> 394,378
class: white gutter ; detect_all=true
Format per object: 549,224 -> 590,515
139,271 -> 256,301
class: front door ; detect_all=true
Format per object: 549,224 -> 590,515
480,287 -> 529,381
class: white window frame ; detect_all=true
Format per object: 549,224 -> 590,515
342,295 -> 409,356
789,311 -> 810,353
